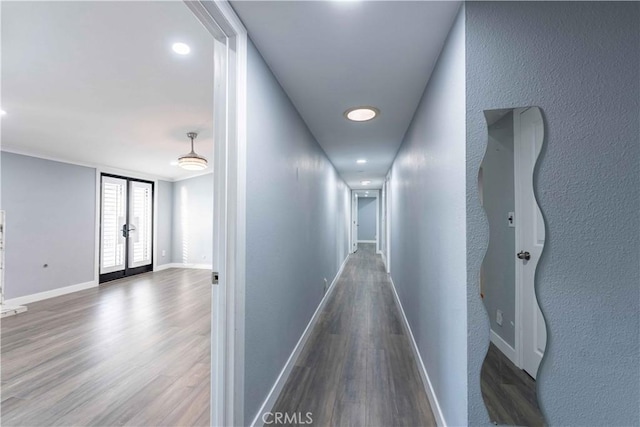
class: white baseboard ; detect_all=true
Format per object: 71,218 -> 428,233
388,277 -> 447,427
1,305 -> 27,318
4,280 -> 98,306
155,263 -> 212,271
249,254 -> 351,427
490,329 -> 518,366
357,240 -> 376,244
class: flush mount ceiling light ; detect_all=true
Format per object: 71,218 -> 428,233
178,132 -> 208,171
361,180 -> 371,185
344,106 -> 379,122
356,159 -> 367,164
172,42 -> 191,55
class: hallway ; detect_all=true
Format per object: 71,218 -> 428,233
271,244 -> 435,426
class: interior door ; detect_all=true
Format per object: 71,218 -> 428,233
517,107 -> 546,378
99,174 -> 154,283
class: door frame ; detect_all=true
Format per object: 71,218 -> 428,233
350,191 -> 358,253
185,2 -> 247,426
385,173 -> 391,273
94,167 -> 159,286
98,172 -> 155,283
352,190 -> 380,250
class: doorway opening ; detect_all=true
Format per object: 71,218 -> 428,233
351,190 -> 380,254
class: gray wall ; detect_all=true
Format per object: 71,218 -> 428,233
244,39 -> 350,423
0,152 -> 96,299
388,8 -> 467,426
171,174 -> 213,265
157,179 -> 173,266
481,112 -> 515,347
466,2 -> 639,424
357,196 -> 376,241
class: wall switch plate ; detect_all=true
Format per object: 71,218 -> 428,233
508,212 -> 515,228
161,250 -> 166,257
496,309 -> 503,326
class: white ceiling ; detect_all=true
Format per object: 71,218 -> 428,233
1,1 -> 214,181
231,0 -> 461,189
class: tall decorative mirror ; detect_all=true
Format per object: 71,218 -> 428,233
479,107 -> 547,426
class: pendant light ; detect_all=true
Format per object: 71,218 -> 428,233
178,132 -> 208,170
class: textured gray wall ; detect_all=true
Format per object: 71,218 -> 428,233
171,174 -> 213,265
357,197 -> 376,241
481,112 -> 516,347
0,152 -> 96,299
388,8 -> 467,426
156,180 -> 173,266
466,2 -> 639,424
244,40 -> 350,423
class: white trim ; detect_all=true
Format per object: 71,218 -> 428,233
490,329 -> 518,366
385,173 -> 392,274
155,263 -> 213,271
185,2 -> 247,426
388,277 -> 447,427
375,189 -> 380,253
350,192 -> 358,253
357,240 -> 377,244
249,254 -> 350,427
4,280 -> 97,306
1,305 -> 27,318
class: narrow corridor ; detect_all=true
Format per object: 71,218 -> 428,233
270,244 -> 436,426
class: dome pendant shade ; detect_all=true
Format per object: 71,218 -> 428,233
178,132 -> 208,171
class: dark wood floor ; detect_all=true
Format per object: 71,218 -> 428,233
1,268 -> 211,427
481,343 -> 545,426
270,243 -> 436,427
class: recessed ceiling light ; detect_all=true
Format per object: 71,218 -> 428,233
172,42 -> 191,55
361,180 -> 371,185
356,159 -> 367,164
0,110 -> 6,116
345,107 -> 379,122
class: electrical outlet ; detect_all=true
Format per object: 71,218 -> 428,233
496,309 -> 503,326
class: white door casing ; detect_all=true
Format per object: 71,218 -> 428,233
184,1 -> 247,426
351,192 -> 358,253
514,107 -> 546,379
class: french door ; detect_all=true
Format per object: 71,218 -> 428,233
99,174 -> 154,283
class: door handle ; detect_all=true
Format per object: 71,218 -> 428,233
517,251 -> 531,261
121,224 -> 136,238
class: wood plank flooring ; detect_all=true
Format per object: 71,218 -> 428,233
1,268 -> 211,427
481,343 -> 545,426
270,243 -> 436,427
